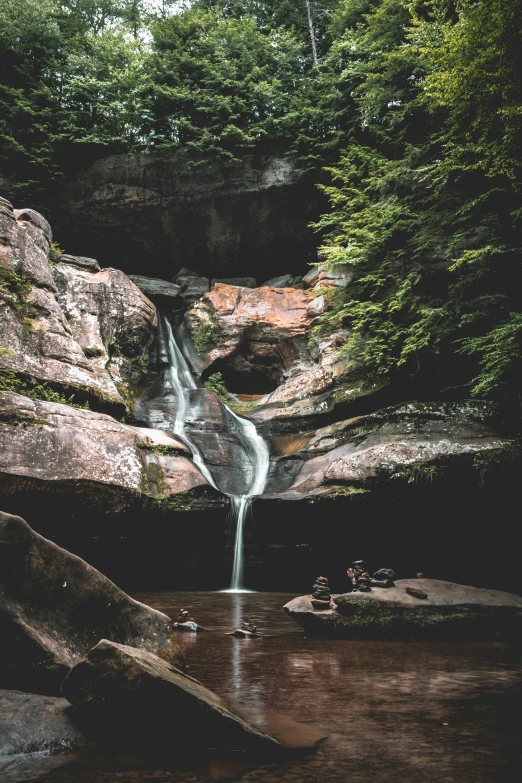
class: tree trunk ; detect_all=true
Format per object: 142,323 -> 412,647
305,0 -> 319,65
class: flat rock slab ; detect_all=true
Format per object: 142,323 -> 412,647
284,579 -> 522,639
62,640 -> 281,754
0,511 -> 185,694
0,690 -> 88,756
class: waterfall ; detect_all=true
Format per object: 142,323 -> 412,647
159,314 -> 269,592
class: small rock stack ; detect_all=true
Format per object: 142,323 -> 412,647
311,576 -> 332,610
347,560 -> 372,592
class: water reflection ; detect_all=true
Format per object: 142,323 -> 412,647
3,592 -> 520,783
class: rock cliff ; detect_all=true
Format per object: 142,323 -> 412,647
52,156 -> 322,282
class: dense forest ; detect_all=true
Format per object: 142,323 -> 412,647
1,0 -> 521,413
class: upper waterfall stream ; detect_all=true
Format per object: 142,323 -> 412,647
160,314 -> 270,591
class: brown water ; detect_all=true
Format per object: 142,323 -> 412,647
3,591 -> 522,783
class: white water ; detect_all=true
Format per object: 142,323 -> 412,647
160,315 -> 270,592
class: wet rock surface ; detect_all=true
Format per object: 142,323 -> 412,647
0,511 -> 185,694
284,579 -> 522,638
270,401 -> 515,499
62,639 -> 280,753
0,690 -> 88,756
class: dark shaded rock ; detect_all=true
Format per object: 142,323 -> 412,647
261,274 -> 294,288
128,274 -> 181,299
284,579 -> 522,639
0,690 -> 89,756
311,599 -> 331,611
373,568 -> 396,582
174,267 -> 210,303
58,254 -> 101,272
61,640 -> 280,752
406,587 -> 428,600
212,277 -> 257,288
54,155 -> 321,282
0,511 -> 185,694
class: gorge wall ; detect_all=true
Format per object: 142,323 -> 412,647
1,193 -> 521,595
50,156 -> 323,282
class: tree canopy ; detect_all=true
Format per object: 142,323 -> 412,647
1,0 -> 521,410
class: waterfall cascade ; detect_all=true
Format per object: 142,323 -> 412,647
160,314 -> 270,591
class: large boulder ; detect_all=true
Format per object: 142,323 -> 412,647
284,580 -> 522,639
0,511 -> 185,694
0,690 -> 88,756
0,200 -> 157,408
61,639 -> 280,753
0,392 -> 207,511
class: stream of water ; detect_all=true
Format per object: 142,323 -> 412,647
3,592 -> 521,783
160,315 -> 270,591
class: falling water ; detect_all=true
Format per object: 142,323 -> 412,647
159,314 -> 270,592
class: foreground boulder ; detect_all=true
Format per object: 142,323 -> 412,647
0,511 -> 185,694
0,690 -> 88,756
62,640 -> 280,753
284,579 -> 522,639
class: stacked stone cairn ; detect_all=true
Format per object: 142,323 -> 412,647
346,561 -> 396,592
311,576 -> 332,610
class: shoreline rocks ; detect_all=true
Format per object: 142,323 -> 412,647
61,640 -> 280,753
284,579 -> 522,639
0,511 -> 185,694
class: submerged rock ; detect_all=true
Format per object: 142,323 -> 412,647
284,580 -> 522,639
0,690 -> 89,756
61,640 -> 280,752
0,511 -> 185,694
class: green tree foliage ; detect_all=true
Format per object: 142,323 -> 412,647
311,0 -> 522,409
1,0 -> 522,411
149,7 -> 305,163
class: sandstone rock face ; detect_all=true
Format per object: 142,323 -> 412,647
0,511 -> 185,694
0,392 -> 206,510
1,200 -> 157,406
55,155 -> 321,282
284,580 -> 522,638
267,401 -> 514,498
0,690 -> 88,756
184,283 -> 328,392
61,639 -> 280,752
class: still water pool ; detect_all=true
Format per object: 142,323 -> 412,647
3,591 -> 521,783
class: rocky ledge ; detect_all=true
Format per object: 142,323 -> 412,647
284,580 -> 522,639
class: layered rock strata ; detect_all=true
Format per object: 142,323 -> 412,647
1,199 -> 156,407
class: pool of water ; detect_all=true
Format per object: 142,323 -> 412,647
2,591 -> 521,783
